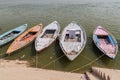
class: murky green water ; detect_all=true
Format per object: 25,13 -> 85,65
0,0 -> 120,73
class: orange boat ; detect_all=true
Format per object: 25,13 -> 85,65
6,24 -> 43,54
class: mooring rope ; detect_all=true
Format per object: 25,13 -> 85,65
70,54 -> 105,72
81,54 -> 105,67
42,55 -> 65,68
35,52 -> 39,68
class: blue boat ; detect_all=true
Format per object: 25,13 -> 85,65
93,26 -> 118,59
0,24 -> 27,46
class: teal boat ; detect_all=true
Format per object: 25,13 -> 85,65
0,24 -> 27,46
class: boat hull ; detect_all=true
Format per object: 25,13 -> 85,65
35,21 -> 60,52
0,24 -> 27,46
6,24 -> 43,54
59,21 -> 87,61
93,26 -> 118,59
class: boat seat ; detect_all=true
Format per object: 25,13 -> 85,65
69,31 -> 76,39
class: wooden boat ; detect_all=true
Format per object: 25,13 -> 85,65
59,21 -> 87,61
6,24 -> 43,54
35,21 -> 60,52
0,24 -> 27,46
93,26 -> 118,59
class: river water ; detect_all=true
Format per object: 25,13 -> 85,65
0,0 -> 120,73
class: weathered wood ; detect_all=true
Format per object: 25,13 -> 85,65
35,21 -> 60,52
6,24 -> 43,54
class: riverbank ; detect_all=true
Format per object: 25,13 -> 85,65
0,59 -> 86,80
0,59 -> 120,80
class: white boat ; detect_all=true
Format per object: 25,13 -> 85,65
35,21 -> 60,52
59,21 -> 87,61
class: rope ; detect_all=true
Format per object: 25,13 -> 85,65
70,54 -> 105,72
81,54 -> 105,67
35,52 -> 38,68
42,55 -> 65,68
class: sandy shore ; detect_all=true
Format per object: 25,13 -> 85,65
1,59 -> 120,80
0,59 -> 86,80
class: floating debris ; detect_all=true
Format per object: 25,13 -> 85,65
21,54 -> 25,59
50,57 -> 53,59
